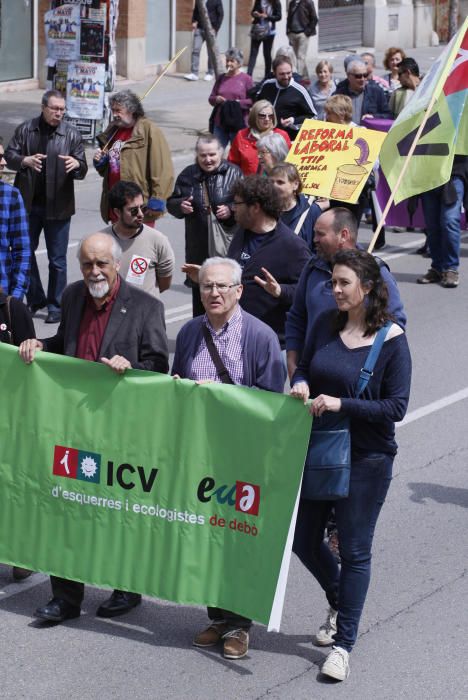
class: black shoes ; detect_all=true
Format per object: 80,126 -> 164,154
96,590 -> 142,618
45,311 -> 61,324
35,598 -> 81,623
28,302 -> 47,316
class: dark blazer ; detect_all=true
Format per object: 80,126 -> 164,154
335,79 -> 391,121
286,0 -> 318,37
251,0 -> 282,25
228,220 -> 311,347
42,277 -> 169,374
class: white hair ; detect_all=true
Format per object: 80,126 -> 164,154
199,257 -> 242,286
76,233 -> 122,263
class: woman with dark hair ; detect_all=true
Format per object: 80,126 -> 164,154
247,0 -> 282,79
0,290 -> 36,580
290,249 -> 411,681
208,48 -> 254,148
228,100 -> 291,175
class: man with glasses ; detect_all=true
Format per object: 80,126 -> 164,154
336,59 -> 391,124
101,181 -> 174,298
6,90 -> 88,324
172,256 -> 285,660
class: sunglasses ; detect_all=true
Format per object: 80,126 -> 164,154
351,73 -> 367,79
128,204 -> 148,216
258,113 -> 274,119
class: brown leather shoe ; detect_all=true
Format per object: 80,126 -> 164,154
223,629 -> 249,659
193,622 -> 229,647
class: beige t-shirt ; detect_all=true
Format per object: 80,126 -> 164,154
101,224 -> 175,298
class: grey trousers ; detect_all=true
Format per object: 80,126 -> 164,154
191,28 -> 213,75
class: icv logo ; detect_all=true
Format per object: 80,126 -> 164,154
52,445 -> 101,484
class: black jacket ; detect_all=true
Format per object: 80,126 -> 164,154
228,220 -> 311,347
42,277 -> 169,374
0,293 -> 35,346
193,0 -> 224,31
335,79 -> 391,121
167,160 -> 243,265
286,0 -> 318,37
256,78 -> 317,139
251,0 -> 282,25
5,117 -> 87,220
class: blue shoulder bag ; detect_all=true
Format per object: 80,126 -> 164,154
301,322 -> 391,501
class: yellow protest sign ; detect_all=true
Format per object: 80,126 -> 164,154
286,120 -> 387,203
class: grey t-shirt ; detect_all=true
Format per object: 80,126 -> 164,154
101,224 -> 175,298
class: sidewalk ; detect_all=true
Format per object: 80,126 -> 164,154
0,43 -> 444,163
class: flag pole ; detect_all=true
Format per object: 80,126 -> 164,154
139,46 -> 187,101
367,89 -> 440,254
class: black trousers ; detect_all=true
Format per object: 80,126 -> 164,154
247,35 -> 274,78
207,606 -> 252,631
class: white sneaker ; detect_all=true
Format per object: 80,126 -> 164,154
204,73 -> 214,81
184,73 -> 199,81
321,646 -> 350,681
315,607 -> 337,646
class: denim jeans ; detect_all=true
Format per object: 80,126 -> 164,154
213,125 -> 238,149
293,452 -> 393,653
247,35 -> 274,78
421,176 -> 464,272
191,28 -> 213,75
27,207 -> 70,312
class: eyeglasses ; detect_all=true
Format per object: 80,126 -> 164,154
350,73 -> 367,79
258,113 -> 274,119
201,283 -> 239,294
128,204 -> 148,216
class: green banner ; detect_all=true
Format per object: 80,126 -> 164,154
0,344 -> 310,626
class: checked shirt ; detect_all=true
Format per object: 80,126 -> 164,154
0,181 -> 30,298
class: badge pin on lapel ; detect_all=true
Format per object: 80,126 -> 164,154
120,306 -> 127,314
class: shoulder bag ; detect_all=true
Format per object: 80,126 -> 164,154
203,182 -> 236,258
301,321 -> 391,500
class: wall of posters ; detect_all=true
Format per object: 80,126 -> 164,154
66,61 -> 105,119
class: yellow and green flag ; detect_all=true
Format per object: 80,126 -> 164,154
380,18 -> 468,204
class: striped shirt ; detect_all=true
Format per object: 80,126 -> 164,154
0,181 -> 30,298
190,305 -> 244,384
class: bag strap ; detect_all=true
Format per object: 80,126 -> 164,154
5,295 -> 13,345
294,196 -> 315,235
355,321 -> 392,397
202,324 -> 234,385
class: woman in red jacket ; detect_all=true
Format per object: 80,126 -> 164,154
228,100 -> 290,176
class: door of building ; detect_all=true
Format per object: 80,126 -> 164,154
0,0 -> 34,81
318,0 -> 364,51
146,0 -> 171,64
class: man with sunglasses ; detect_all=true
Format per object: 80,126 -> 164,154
336,59 -> 391,124
101,181 -> 174,298
5,90 -> 88,324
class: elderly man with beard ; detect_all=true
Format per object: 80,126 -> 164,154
93,90 -> 174,226
19,232 -> 168,623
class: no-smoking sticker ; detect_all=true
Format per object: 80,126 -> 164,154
127,255 -> 151,286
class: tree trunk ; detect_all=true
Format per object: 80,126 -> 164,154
448,0 -> 459,39
195,0 -> 224,78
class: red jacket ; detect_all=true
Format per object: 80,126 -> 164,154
228,128 -> 291,176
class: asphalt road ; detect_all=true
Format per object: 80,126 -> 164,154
1,156 -> 467,699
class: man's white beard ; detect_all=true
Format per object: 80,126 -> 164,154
88,278 -> 110,298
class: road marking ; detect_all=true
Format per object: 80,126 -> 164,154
166,303 -> 192,316
166,312 -> 192,325
397,387 -> 468,428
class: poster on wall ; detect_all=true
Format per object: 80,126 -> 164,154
80,18 -> 105,57
66,62 -> 105,119
44,5 -> 81,61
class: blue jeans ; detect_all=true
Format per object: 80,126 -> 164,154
27,207 -> 70,313
293,452 -> 393,653
421,176 -> 464,272
213,125 -> 238,149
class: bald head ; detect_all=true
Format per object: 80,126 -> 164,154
313,208 -> 358,262
78,233 -> 122,302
